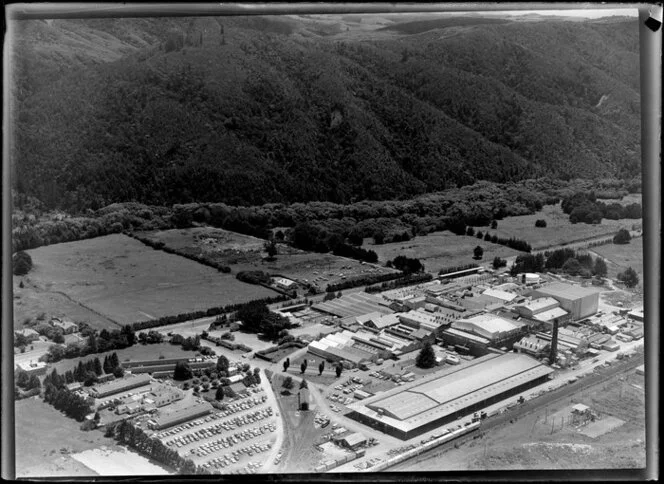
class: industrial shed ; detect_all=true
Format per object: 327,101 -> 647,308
89,374 -> 152,398
531,283 -> 599,320
452,313 -> 526,341
347,353 -> 553,440
148,401 -> 213,430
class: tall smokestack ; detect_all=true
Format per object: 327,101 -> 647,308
549,318 -> 559,365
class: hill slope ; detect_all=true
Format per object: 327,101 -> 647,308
10,15 -> 640,211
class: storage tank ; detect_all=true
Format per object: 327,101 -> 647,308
525,273 -> 540,284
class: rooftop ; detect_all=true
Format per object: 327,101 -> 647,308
517,297 -> 560,313
535,282 -> 600,300
482,288 -> 517,302
454,313 -> 524,335
353,353 -> 552,432
90,374 -> 151,396
533,307 -> 569,322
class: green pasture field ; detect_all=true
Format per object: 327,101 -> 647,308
591,240 -> 644,289
15,397 -> 121,478
368,232 -> 521,273
487,203 -> 638,251
20,234 -> 277,326
139,227 -> 399,290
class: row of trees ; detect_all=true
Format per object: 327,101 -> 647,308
388,255 -> 425,274
562,192 -> 642,224
364,273 -> 433,293
131,294 -> 289,332
128,232 -> 232,273
236,271 -> 271,285
510,248 -> 608,278
460,224 -> 532,252
110,420 -> 201,474
235,300 -> 292,342
325,271 -> 404,292
43,369 -> 94,421
42,325 -> 137,363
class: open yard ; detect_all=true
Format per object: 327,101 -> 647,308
270,373 -> 329,473
488,203 -> 639,251
139,227 -> 399,291
394,367 -> 646,471
17,234 -> 277,326
14,397 -> 127,478
368,232 -> 521,273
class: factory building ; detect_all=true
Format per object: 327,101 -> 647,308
89,374 -> 152,399
453,313 -> 527,342
398,310 -> 448,333
512,297 -> 571,329
530,283 -> 599,320
347,353 -> 553,440
514,335 -> 551,358
148,401 -> 213,430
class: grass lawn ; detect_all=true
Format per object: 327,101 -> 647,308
488,203 -> 639,250
368,231 -> 521,273
13,278 -> 120,331
141,227 -> 399,291
591,240 -> 644,290
21,234 -> 277,326
15,397 -> 122,478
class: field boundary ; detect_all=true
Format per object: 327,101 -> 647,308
52,290 -> 124,328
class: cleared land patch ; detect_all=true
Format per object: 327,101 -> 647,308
139,227 -> 399,290
368,231 -> 520,273
21,234 -> 277,326
488,204 -> 638,250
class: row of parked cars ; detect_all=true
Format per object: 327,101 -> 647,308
164,406 -> 274,447
328,393 -> 354,406
201,441 -> 273,471
154,396 -> 269,441
189,422 -> 276,457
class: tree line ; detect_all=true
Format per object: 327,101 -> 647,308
109,420 -> 202,474
42,369 -> 94,422
562,192 -> 642,224
365,273 -> 433,293
128,232 -> 232,273
510,247 -> 608,279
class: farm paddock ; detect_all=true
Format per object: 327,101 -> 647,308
590,241 -> 644,290
368,232 -> 520,273
138,227 -> 399,291
19,234 -> 277,326
487,203 -> 639,250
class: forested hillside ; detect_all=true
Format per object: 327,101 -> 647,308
10,15 -> 640,212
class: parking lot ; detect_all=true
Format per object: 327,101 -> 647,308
150,386 -> 279,474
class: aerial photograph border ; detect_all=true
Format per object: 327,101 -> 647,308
2,2 -> 660,482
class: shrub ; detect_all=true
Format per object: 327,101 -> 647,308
613,229 -> 631,244
12,251 -> 33,276
535,219 -> 547,228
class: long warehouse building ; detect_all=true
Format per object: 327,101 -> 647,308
347,353 -> 553,440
